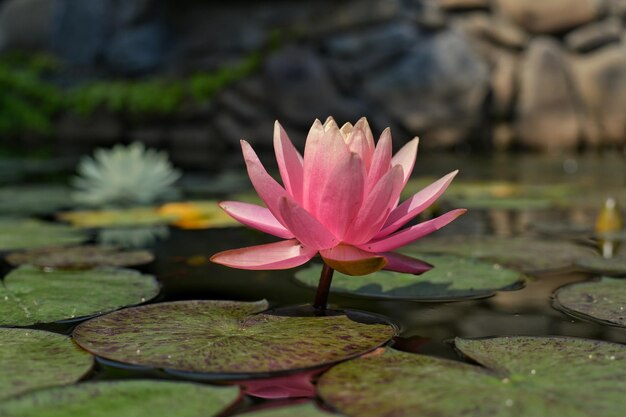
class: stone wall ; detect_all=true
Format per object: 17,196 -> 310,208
1,0 -> 626,168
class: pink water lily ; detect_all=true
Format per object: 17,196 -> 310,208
211,117 -> 466,279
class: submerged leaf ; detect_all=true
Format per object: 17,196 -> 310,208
0,218 -> 86,251
553,278 -> 626,328
0,265 -> 159,326
0,328 -> 93,401
5,245 -> 154,268
73,300 -> 395,375
295,255 -> 523,301
318,337 -> 626,417
0,380 -> 239,417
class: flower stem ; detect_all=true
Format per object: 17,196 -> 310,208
313,262 -> 334,311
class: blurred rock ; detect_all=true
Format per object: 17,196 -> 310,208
364,28 -> 489,148
565,18 -> 622,53
515,38 -> 583,151
490,52 -> 519,117
573,45 -> 626,146
495,0 -> 604,34
412,0 -> 447,30
168,125 -> 218,169
264,46 -> 367,127
307,0 -> 401,35
0,0 -> 57,50
454,12 -> 529,50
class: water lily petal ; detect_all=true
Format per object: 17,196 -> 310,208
219,201 -> 294,239
279,197 -> 338,250
274,121 -> 304,203
345,118 -> 375,170
391,137 -> 419,187
366,128 -> 392,193
320,244 -> 387,276
317,153 -> 366,239
302,120 -> 350,216
344,165 -> 404,245
377,170 -> 459,238
381,252 -> 433,275
210,239 -> 317,270
358,209 -> 467,253
241,140 -> 288,224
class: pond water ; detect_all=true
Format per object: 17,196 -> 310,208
3,151 -> 626,414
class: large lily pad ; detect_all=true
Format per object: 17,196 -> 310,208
576,256 -> 626,276
318,336 -> 626,417
295,255 -> 523,301
0,265 -> 159,326
158,201 -> 240,229
0,219 -> 86,251
407,236 -> 597,274
553,278 -> 626,328
6,245 -> 154,268
73,300 -> 395,375
242,403 -> 340,417
0,328 -> 93,401
0,186 -> 71,215
0,380 -> 240,417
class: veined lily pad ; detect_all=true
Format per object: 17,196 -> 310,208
242,403 -> 339,417
0,186 -> 71,215
295,255 -> 523,301
6,245 -> 154,268
553,278 -> 626,328
318,337 -> 626,417
0,328 -> 93,400
407,236 -> 597,274
0,265 -> 159,326
0,219 -> 86,251
576,256 -> 626,276
73,300 -> 395,375
0,380 -> 240,417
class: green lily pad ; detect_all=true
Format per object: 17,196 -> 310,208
576,256 -> 626,276
553,278 -> 626,328
294,255 -> 523,301
0,265 -> 159,326
6,245 -> 155,269
242,403 -> 339,417
407,236 -> 597,274
58,207 -> 175,228
73,300 -> 395,375
0,328 -> 93,401
0,219 -> 86,251
0,380 -> 240,417
0,186 -> 71,215
318,336 -> 626,417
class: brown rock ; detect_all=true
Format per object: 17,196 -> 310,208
565,18 -> 622,53
307,0 -> 401,35
495,0 -> 604,34
490,52 -> 519,117
515,38 -> 583,151
573,45 -> 626,146
454,12 -> 529,50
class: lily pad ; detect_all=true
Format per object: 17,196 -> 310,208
318,336 -> 626,417
73,300 -> 395,375
158,201 -> 241,229
0,328 -> 93,401
0,218 -> 86,251
0,265 -> 159,326
242,403 -> 339,417
6,245 -> 154,269
553,278 -> 626,328
407,236 -> 597,274
576,256 -> 626,276
294,255 -> 523,301
0,186 -> 71,215
58,207 -> 175,228
0,380 -> 240,417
